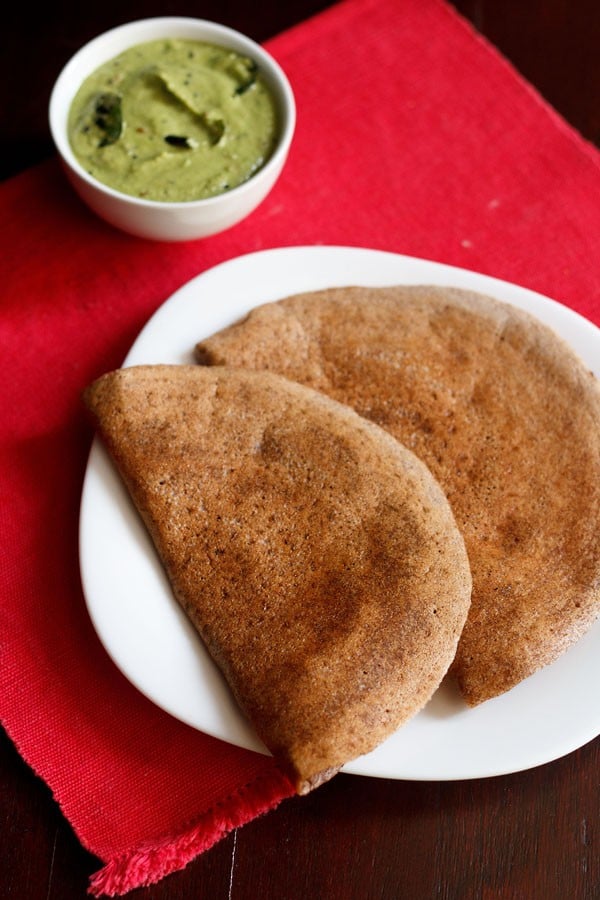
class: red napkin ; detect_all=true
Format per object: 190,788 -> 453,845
2,0 -> 599,894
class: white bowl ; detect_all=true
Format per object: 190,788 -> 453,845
49,17 -> 296,241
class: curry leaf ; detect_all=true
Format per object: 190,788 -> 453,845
164,134 -> 193,148
93,93 -> 122,147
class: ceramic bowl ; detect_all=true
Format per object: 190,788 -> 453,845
49,17 -> 295,241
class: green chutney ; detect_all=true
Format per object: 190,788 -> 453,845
68,39 -> 279,202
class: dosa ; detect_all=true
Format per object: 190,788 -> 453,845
83,364 -> 471,792
195,285 -> 600,706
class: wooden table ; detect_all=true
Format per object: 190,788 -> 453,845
2,2 -> 599,897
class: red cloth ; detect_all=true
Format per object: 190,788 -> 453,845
2,0 -> 599,894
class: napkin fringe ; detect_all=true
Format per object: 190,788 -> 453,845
88,769 -> 294,896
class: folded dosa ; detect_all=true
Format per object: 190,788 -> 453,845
83,364 -> 471,793
195,285 -> 600,706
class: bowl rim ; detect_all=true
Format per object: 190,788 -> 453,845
48,16 -> 296,210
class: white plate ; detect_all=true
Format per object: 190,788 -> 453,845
79,245 -> 600,781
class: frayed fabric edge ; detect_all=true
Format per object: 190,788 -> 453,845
88,770 -> 295,897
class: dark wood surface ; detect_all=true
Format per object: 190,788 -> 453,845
2,2 -> 599,898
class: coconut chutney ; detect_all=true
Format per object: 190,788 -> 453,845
67,39 -> 279,202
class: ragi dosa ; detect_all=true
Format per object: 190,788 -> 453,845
195,285 -> 600,706
83,364 -> 472,793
